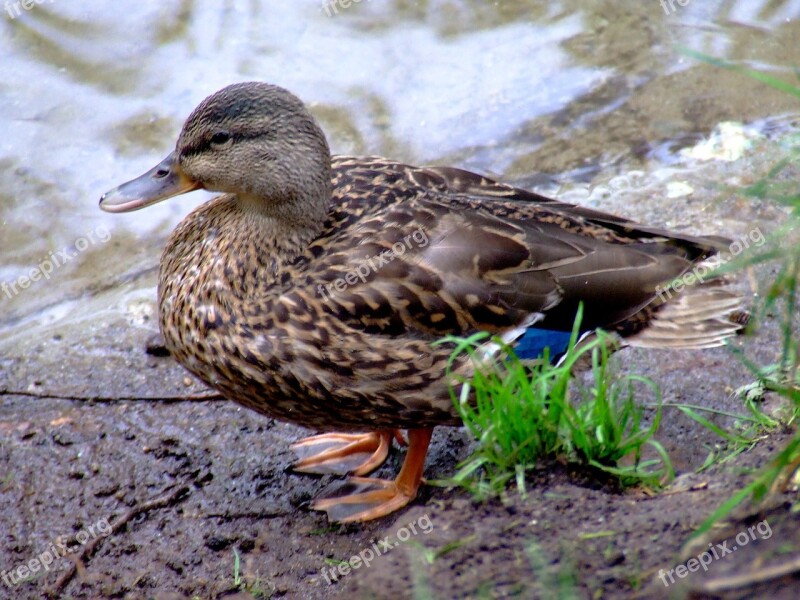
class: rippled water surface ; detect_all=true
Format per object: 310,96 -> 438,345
1,0 -> 799,343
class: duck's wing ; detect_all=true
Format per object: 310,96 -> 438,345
332,156 -> 729,257
315,186 -> 709,340
409,163 -> 730,257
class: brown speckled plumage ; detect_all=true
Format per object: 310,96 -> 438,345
156,150 -> 742,430
101,82 -> 745,521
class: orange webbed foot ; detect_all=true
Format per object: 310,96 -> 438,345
309,428 -> 432,523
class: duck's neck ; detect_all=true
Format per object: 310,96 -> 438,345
237,188 -> 330,258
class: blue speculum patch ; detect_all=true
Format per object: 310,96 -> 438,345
513,328 -> 574,362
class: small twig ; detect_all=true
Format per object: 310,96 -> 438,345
0,389 -> 224,402
656,481 -> 709,496
45,484 -> 191,598
201,511 -> 288,520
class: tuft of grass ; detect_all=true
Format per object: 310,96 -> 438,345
231,547 -> 272,598
437,305 -> 672,499
233,548 -> 242,588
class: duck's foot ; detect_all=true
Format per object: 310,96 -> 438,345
311,477 -> 417,523
291,430 -> 404,476
310,428 -> 433,523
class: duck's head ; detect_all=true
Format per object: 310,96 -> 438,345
100,82 -> 332,229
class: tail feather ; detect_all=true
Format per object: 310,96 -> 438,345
625,285 -> 747,350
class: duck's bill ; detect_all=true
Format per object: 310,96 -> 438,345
99,152 -> 200,213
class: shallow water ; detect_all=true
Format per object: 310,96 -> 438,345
0,0 -> 799,349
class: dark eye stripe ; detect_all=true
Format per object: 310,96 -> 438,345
179,130 -> 264,158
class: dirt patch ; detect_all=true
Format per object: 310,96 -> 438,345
1,274 -> 798,599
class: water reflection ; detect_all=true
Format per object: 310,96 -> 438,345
0,0 -> 799,332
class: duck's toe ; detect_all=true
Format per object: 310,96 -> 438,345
291,430 -> 398,476
311,477 -> 417,523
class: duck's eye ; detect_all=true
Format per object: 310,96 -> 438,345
210,131 -> 232,145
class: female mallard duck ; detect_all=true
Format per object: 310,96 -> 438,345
101,82 -> 744,523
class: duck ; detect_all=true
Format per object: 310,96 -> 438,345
100,82 -> 745,523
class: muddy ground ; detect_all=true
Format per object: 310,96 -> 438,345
1,254 -> 799,599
